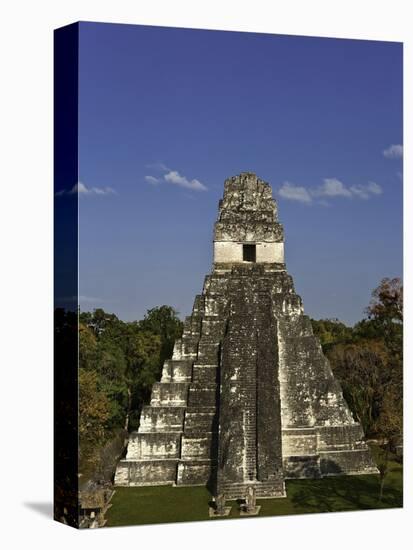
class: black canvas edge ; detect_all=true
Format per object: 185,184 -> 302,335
54,22 -> 80,529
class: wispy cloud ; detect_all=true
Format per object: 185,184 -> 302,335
145,164 -> 207,191
383,144 -> 403,159
164,170 -> 207,191
55,181 -> 116,197
144,175 -> 161,185
278,178 -> 382,205
312,178 -> 352,198
278,182 -> 312,203
350,181 -> 382,199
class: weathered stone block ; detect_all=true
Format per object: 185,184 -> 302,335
115,459 -> 178,486
282,428 -> 318,456
191,364 -> 218,384
126,433 -> 181,460
317,424 -> 366,451
320,449 -> 378,476
283,455 -> 321,479
161,360 -> 193,382
184,409 -> 217,432
188,385 -> 218,407
200,317 -> 224,340
196,341 -> 220,364
150,383 -> 189,406
139,406 -> 185,433
176,460 -> 214,485
181,334 -> 199,356
181,435 -> 216,459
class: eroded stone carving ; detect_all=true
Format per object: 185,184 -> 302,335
245,487 -> 257,513
215,493 -> 226,515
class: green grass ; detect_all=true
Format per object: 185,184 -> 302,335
106,458 -> 402,527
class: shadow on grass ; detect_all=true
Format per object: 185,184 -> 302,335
289,472 -> 402,513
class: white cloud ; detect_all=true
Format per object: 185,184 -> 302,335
145,175 -> 160,185
278,182 -> 312,203
55,181 -> 116,196
278,178 -> 382,204
145,164 -> 207,192
73,182 -> 89,194
349,181 -> 382,199
164,170 -> 207,191
349,185 -> 369,199
383,144 -> 403,159
313,178 -> 352,198
366,181 -> 382,195
91,187 -> 116,195
81,184 -> 116,195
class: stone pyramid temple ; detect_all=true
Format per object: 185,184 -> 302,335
115,172 -> 377,499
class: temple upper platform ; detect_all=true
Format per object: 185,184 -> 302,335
213,172 -> 284,267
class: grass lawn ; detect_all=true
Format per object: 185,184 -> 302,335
106,457 -> 402,527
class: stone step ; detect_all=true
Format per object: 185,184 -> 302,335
125,432 -> 181,460
197,341 -> 220,364
161,359 -> 193,382
172,338 -> 197,360
181,434 -> 217,459
115,459 -> 178,487
177,459 -> 215,486
184,409 -> 218,432
220,480 -> 285,499
200,318 -> 225,340
138,406 -> 186,433
150,383 -> 189,406
186,406 -> 217,413
188,385 -> 219,407
191,294 -> 205,316
181,334 -> 200,356
183,314 -> 202,336
319,449 -> 378,476
192,364 -> 219,384
221,479 -> 283,489
283,454 -> 321,479
316,424 -> 366,451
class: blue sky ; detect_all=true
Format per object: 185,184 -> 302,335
76,22 -> 402,326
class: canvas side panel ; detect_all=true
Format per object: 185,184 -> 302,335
54,22 -> 80,529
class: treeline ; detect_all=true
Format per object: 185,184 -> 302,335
311,277 -> 402,443
76,277 -> 402,464
78,306 -> 183,460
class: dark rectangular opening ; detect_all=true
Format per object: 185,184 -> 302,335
243,244 -> 256,262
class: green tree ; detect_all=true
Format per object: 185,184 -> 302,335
93,338 -> 129,430
366,277 -> 403,324
326,340 -> 390,436
365,277 -> 403,376
140,305 -> 183,365
79,369 -> 110,447
80,308 -> 121,337
325,278 -> 403,440
374,385 -> 403,500
79,323 -> 97,370
311,318 -> 353,351
125,330 -> 162,428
